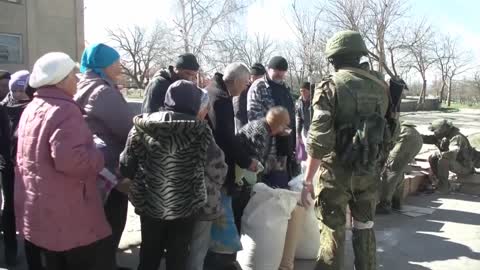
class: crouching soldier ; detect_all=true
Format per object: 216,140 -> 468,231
423,119 -> 475,193
377,123 -> 423,214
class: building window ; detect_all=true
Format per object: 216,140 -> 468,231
0,33 -> 23,64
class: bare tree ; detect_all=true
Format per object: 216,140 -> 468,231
364,0 -> 408,75
209,31 -> 275,71
402,20 -> 436,105
107,23 -> 171,88
173,0 -> 251,61
446,51 -> 472,106
238,33 -> 276,67
474,71 -> 480,92
326,0 -> 367,31
325,0 -> 408,78
289,0 -> 328,84
433,34 -> 472,106
434,35 -> 456,104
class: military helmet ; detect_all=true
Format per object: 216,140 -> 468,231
325,30 -> 369,59
429,119 -> 453,134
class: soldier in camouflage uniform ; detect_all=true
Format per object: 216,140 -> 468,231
301,30 -> 390,270
423,119 -> 475,193
377,123 -> 423,214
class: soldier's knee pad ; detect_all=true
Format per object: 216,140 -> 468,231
352,219 -> 374,230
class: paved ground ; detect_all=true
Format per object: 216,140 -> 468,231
4,192 -> 480,270
114,192 -> 480,270
400,108 -> 480,136
3,108 -> 480,269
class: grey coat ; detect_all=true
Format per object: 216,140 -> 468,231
75,71 -> 135,170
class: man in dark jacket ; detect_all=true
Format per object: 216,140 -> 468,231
205,62 -> 258,269
0,103 -> 15,267
142,53 -> 200,113
233,63 -> 266,132
296,82 -> 311,150
206,63 -> 258,192
247,56 -> 298,186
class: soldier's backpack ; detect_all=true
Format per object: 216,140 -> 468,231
332,67 -> 390,176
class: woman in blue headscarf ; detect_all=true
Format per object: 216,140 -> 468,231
74,43 -> 135,270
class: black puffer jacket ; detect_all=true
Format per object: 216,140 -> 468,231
206,73 -> 252,194
1,93 -> 29,163
0,105 -> 12,182
141,67 -> 177,113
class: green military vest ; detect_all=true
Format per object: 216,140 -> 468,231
331,68 -> 389,175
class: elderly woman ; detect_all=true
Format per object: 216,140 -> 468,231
120,80 -> 212,270
15,52 -> 112,270
75,43 -> 134,270
0,70 -> 31,266
186,91 -> 228,270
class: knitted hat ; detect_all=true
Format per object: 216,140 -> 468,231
29,52 -> 76,88
250,63 -> 266,76
175,53 -> 200,71
164,80 -> 203,116
9,70 -> 30,93
268,56 -> 288,71
300,82 -> 311,90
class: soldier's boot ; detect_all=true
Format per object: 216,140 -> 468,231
314,225 -> 346,270
352,226 -> 376,270
391,181 -> 405,211
436,158 -> 451,194
375,201 -> 392,215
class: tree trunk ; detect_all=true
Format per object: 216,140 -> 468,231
447,78 -> 453,107
418,78 -> 427,105
439,80 -> 446,104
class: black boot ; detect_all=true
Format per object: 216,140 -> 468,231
391,197 -> 402,211
376,201 -> 392,215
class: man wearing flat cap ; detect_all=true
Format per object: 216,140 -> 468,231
142,53 -> 200,113
247,56 -> 297,187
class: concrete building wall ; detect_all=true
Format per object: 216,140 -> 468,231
0,0 -> 84,72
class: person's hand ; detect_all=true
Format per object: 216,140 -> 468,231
301,181 -> 315,208
248,159 -> 259,172
115,178 -> 131,194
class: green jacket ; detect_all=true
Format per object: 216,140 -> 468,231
423,127 -> 474,165
306,67 -> 389,165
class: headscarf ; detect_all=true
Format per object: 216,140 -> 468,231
9,70 -> 30,93
80,43 -> 120,79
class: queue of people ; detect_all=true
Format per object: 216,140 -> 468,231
0,29 -> 479,270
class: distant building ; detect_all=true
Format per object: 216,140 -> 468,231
0,0 -> 84,72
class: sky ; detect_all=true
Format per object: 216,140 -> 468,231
83,0 -> 480,68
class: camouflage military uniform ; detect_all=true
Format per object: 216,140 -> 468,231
423,119 -> 475,193
306,31 -> 389,269
378,123 -> 423,212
